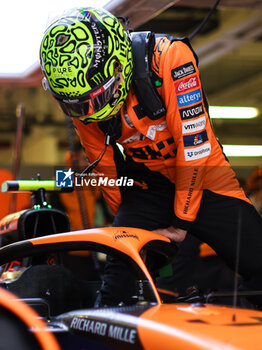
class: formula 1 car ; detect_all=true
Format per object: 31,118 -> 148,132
1,179 -> 262,350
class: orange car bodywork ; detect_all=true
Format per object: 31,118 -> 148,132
0,288 -> 60,350
11,227 -> 260,350
29,227 -> 168,304
138,304 -> 262,350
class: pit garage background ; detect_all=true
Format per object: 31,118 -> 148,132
0,0 -> 261,183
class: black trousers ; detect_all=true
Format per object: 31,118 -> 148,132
98,188 -> 262,306
157,234 -> 237,295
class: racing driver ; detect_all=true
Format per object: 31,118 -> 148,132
40,7 -> 262,307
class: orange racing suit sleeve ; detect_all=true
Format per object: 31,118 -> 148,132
161,39 -> 213,229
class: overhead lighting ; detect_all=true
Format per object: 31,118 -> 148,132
0,0 -> 109,76
209,106 -> 259,119
223,145 -> 262,157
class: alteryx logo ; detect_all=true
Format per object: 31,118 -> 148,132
56,168 -> 74,188
177,89 -> 202,108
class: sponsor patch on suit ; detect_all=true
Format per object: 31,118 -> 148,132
179,102 -> 204,120
182,116 -> 206,134
177,89 -> 202,108
171,62 -> 196,81
184,143 -> 211,161
175,75 -> 200,94
183,130 -> 208,147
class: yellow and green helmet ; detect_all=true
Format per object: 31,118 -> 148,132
40,7 -> 133,123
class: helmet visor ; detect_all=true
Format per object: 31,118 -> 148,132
42,75 -> 120,119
